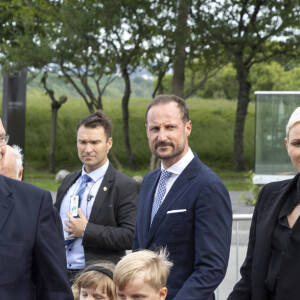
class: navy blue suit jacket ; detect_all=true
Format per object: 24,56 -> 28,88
0,175 -> 73,299
133,155 -> 232,300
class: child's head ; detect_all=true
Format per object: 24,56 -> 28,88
114,249 -> 173,300
72,262 -> 117,300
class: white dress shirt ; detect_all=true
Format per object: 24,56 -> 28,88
60,160 -> 109,269
154,148 -> 194,203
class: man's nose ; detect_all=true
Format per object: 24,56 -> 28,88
157,129 -> 167,141
84,143 -> 93,152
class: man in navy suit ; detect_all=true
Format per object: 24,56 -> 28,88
0,119 -> 73,299
133,94 -> 232,300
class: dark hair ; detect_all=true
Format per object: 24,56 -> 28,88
77,110 -> 112,140
145,94 -> 189,124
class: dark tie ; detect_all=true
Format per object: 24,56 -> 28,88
65,174 -> 92,248
150,170 -> 172,226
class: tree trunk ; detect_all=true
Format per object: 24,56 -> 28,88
49,105 -> 58,173
171,0 -> 191,98
150,153 -> 161,170
234,65 -> 251,172
122,68 -> 136,169
109,149 -> 122,170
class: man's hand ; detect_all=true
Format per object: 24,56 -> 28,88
64,208 -> 88,238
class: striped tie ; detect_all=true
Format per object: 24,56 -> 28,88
65,174 -> 92,248
150,170 -> 172,226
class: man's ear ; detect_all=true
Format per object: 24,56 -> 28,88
17,168 -> 24,181
106,137 -> 113,152
0,145 -> 7,171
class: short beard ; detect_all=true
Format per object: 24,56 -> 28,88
153,141 -> 185,160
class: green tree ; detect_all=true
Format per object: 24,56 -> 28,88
41,72 -> 67,173
200,0 -> 300,171
171,0 -> 192,97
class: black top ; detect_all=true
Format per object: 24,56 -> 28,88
266,175 -> 300,299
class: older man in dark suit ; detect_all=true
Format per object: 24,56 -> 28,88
133,94 -> 232,300
0,119 -> 73,299
55,110 -> 139,282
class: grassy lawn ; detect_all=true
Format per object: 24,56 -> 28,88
5,92 -> 255,191
23,169 -> 250,192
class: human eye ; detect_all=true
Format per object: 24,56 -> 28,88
79,140 -> 87,145
80,292 -> 88,298
117,294 -> 126,299
166,124 -> 176,130
291,141 -> 300,147
149,126 -> 159,132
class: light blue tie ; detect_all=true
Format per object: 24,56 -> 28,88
65,174 -> 92,248
150,170 -> 172,226
76,174 -> 92,208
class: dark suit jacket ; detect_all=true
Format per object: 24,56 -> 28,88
133,155 -> 232,300
0,175 -> 73,300
55,163 -> 139,264
228,174 -> 299,300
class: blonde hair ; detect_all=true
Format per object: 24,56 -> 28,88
286,107 -> 300,139
72,262 -> 117,300
114,248 -> 173,292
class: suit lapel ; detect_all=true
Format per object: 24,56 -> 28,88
0,176 -> 14,233
255,175 -> 298,267
146,157 -> 199,246
55,171 -> 81,209
88,163 -> 114,222
139,170 -> 160,243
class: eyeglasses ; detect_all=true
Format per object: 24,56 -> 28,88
0,135 -> 9,146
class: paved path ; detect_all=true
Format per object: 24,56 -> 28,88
218,191 -> 253,300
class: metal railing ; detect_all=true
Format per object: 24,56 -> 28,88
216,213 -> 253,300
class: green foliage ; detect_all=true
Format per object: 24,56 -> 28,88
239,171 -> 262,206
192,61 -> 300,101
195,63 -> 238,100
17,91 -> 255,172
160,74 -> 172,94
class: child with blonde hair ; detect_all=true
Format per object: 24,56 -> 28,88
72,262 -> 117,300
114,249 -> 173,300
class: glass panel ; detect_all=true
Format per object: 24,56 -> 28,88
255,92 -> 300,175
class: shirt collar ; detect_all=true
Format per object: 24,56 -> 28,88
81,159 -> 109,182
161,148 -> 194,175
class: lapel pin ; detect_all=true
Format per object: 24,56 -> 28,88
103,187 -> 107,191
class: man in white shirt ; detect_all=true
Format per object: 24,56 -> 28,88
55,110 -> 139,282
133,94 -> 232,300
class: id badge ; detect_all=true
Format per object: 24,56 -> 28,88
70,195 -> 79,217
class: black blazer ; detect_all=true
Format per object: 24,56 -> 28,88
55,163 -> 139,264
0,175 -> 73,299
228,174 -> 299,300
